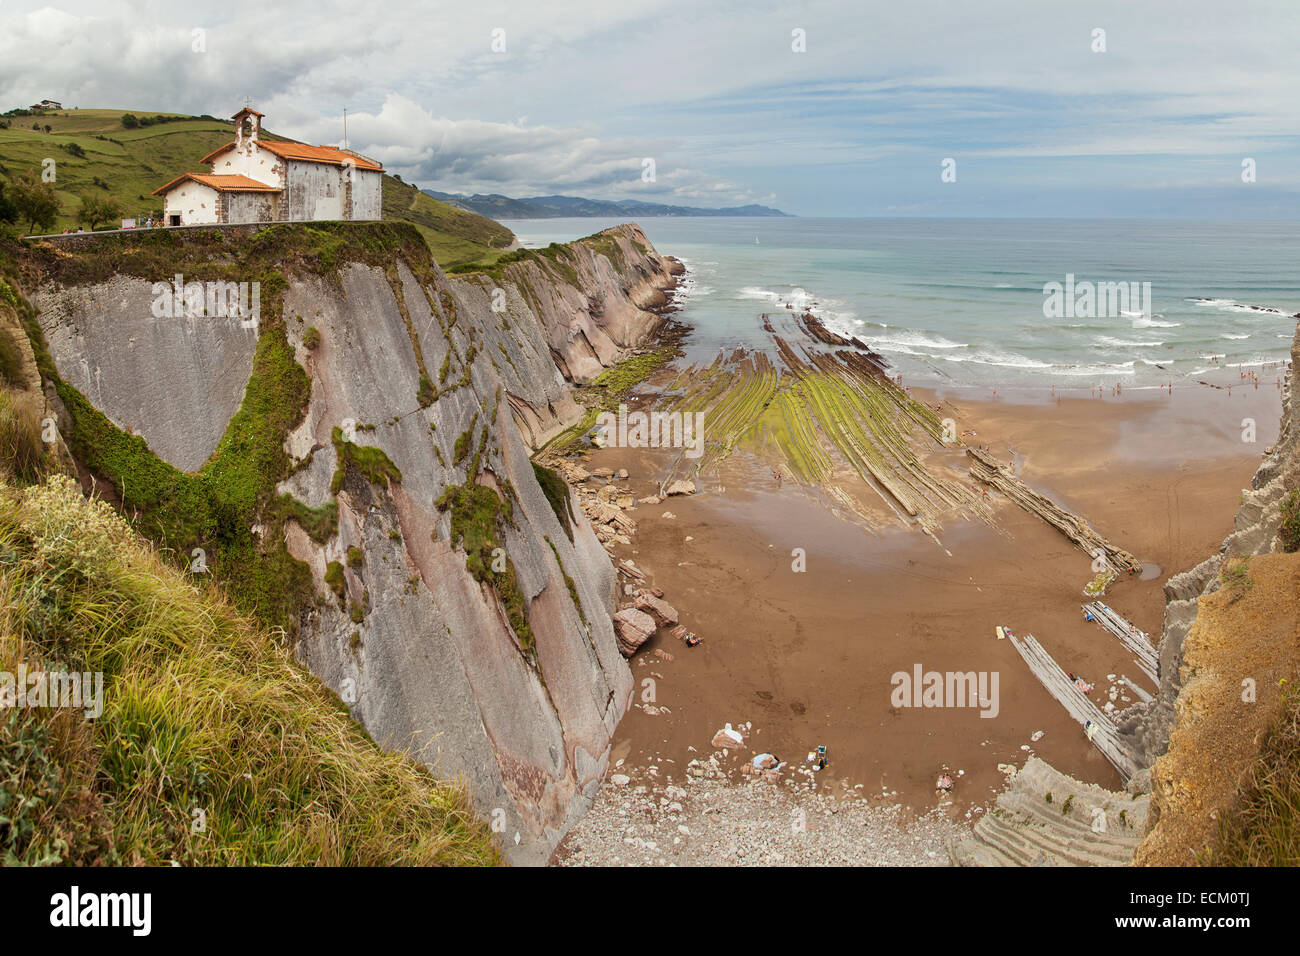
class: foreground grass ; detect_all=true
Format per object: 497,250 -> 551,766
1209,682 -> 1300,865
0,474 -> 499,866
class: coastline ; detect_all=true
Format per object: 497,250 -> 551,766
550,311 -> 1284,863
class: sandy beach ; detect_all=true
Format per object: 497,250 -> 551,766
554,377 -> 1282,864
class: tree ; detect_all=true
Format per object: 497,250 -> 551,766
10,176 -> 59,234
43,124 -> 51,134
121,113 -> 139,129
0,182 -> 18,226
77,194 -> 124,230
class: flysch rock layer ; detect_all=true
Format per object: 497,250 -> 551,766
30,223 -> 681,865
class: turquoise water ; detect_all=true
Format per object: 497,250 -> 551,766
508,217 -> 1300,389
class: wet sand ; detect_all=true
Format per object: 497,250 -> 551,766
577,381 -> 1282,822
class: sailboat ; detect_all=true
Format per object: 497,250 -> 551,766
754,236 -> 760,245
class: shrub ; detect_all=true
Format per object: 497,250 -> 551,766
1280,488 -> 1300,553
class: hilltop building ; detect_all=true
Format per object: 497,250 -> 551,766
152,107 -> 384,226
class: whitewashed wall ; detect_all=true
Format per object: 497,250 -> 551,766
163,181 -> 220,225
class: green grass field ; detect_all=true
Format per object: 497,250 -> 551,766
0,108 -> 513,268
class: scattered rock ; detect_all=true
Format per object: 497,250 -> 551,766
636,593 -> 679,627
665,479 -> 696,497
614,607 -> 656,657
711,723 -> 745,750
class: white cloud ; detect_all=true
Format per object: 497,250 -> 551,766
3,0 -> 1299,213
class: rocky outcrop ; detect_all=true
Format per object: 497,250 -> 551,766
968,446 -> 1142,574
20,221 -> 680,865
444,226 -> 683,447
950,758 -> 1149,866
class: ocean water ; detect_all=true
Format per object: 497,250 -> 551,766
508,217 -> 1300,389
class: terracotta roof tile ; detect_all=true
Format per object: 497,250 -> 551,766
199,140 -> 384,171
152,173 -> 282,196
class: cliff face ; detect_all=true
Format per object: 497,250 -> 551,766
1118,320 -> 1300,770
20,222 -> 678,864
1125,320 -> 1300,861
443,233 -> 683,445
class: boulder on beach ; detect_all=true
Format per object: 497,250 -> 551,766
711,723 -> 744,750
636,592 -> 679,627
614,607 -> 656,657
665,479 -> 696,497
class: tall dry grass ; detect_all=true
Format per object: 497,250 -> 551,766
0,475 -> 500,866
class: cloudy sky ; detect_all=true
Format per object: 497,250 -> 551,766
2,0 -> 1298,216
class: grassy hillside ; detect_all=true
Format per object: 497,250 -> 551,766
0,108 -> 513,268
383,176 -> 514,268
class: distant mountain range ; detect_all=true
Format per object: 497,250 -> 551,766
421,190 -> 790,220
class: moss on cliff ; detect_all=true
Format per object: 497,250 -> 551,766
277,494 -> 338,544
532,461 -> 574,541
330,426 -> 402,495
538,346 -> 678,457
436,479 -> 535,658
45,267 -> 314,631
